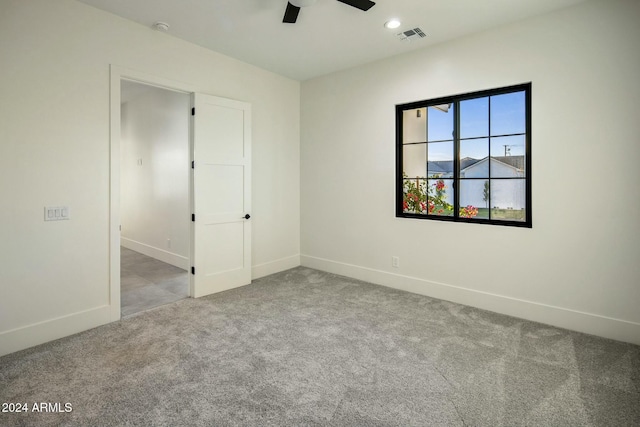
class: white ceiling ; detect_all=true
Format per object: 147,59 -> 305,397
77,0 -> 587,81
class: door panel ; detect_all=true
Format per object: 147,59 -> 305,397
192,94 -> 251,298
198,103 -> 245,160
201,222 -> 244,273
199,165 -> 245,213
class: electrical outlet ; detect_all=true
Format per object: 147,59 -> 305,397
392,256 -> 400,268
167,239 -> 171,249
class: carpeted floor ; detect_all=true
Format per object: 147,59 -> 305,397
0,267 -> 638,426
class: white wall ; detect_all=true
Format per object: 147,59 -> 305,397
301,0 -> 640,344
0,0 -> 300,356
120,83 -> 190,269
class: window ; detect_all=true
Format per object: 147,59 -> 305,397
396,83 -> 531,227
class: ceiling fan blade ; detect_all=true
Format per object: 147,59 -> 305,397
283,2 -> 300,23
336,0 -> 375,12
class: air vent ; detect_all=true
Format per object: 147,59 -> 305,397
396,27 -> 426,42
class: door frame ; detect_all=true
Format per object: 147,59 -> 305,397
109,65 -> 198,321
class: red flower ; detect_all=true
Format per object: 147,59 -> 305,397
403,201 -> 408,210
435,180 -> 445,191
460,205 -> 479,218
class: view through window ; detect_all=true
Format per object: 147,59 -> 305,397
396,83 -> 531,227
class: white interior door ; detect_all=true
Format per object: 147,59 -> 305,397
191,93 -> 251,298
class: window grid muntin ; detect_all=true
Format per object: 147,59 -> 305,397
396,83 -> 531,227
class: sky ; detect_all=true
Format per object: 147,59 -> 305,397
423,90 -> 526,161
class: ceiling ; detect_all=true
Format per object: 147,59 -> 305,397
77,0 -> 587,81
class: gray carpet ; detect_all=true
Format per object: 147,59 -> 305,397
0,267 -> 638,426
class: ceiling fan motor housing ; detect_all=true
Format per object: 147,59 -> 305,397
283,0 -> 375,24
290,0 -> 317,7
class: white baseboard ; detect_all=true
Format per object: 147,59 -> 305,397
0,305 -> 112,357
300,255 -> 640,345
252,254 -> 300,280
0,254 -> 301,357
121,238 -> 189,270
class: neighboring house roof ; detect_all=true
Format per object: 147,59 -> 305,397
426,155 -> 524,176
427,161 -> 454,175
490,155 -> 525,171
461,157 -> 483,170
462,155 -> 525,174
427,157 -> 481,175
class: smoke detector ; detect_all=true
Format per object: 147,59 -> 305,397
153,21 -> 170,32
396,27 -> 426,42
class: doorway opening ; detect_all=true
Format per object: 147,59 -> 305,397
119,80 -> 191,317
110,66 -> 252,321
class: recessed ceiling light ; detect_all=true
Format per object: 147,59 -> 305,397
384,19 -> 401,29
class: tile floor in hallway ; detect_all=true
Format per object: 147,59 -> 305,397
120,246 -> 189,317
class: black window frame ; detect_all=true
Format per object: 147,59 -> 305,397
395,83 -> 532,228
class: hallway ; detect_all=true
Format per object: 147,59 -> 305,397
121,247 -> 188,317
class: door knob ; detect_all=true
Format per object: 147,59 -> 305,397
243,214 -> 251,220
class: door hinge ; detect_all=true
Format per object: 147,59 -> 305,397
191,266 -> 195,275
191,213 -> 195,222
191,107 -> 195,116
191,160 -> 194,169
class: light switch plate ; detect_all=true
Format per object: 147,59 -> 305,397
45,206 -> 70,221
